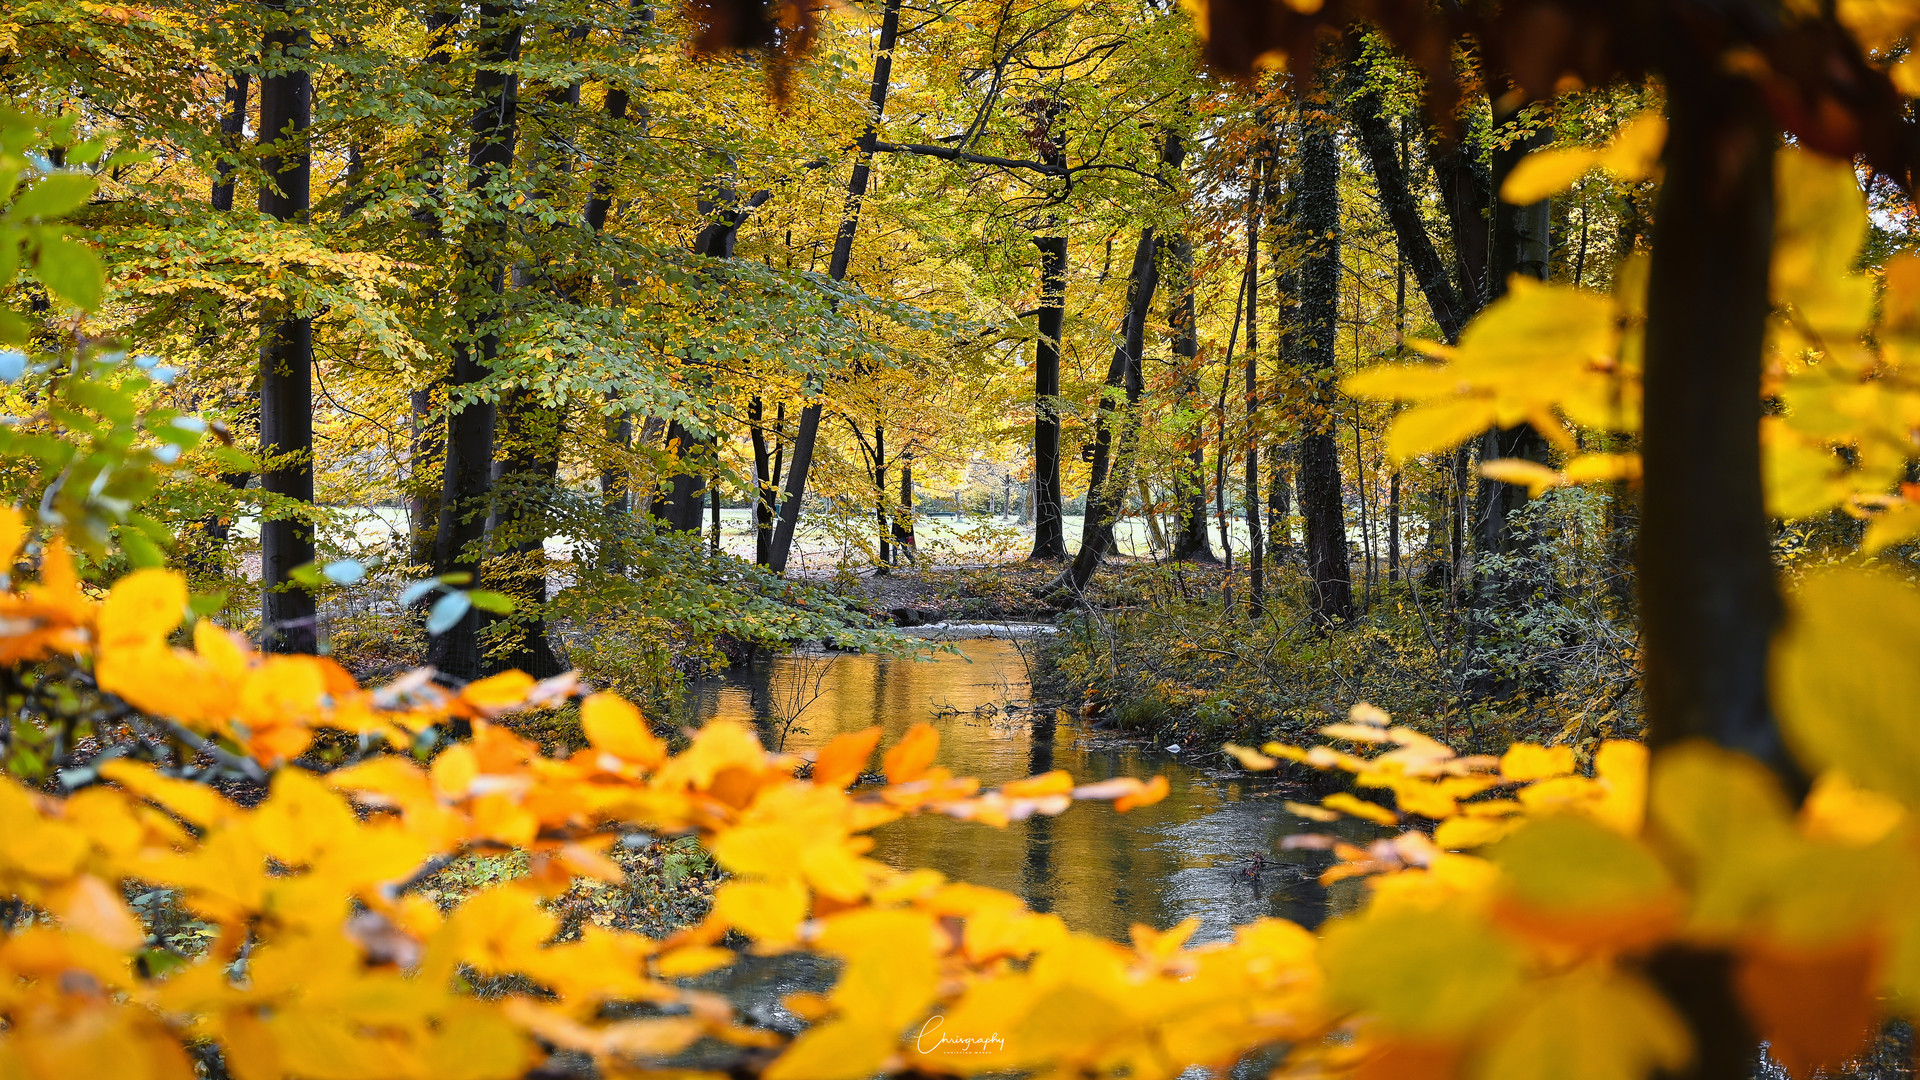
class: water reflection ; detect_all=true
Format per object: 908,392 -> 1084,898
683,637 -> 1365,944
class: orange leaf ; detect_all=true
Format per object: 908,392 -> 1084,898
1735,938 -> 1878,1079
1116,775 -> 1169,812
812,726 -> 882,789
882,723 -> 940,784
579,693 -> 666,770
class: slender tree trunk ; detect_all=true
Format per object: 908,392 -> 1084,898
427,3 -> 522,679
750,397 -> 782,566
203,69 -> 253,550
1388,469 -> 1402,584
1242,153 -> 1266,618
1267,443 -> 1291,559
895,451 -> 916,563
1047,228 -> 1160,596
874,425 -> 891,566
768,0 -> 903,574
257,0 -> 316,654
1029,233 -> 1070,560
211,72 -> 249,213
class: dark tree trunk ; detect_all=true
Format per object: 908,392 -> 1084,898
486,389 -> 565,676
1294,89 -> 1354,623
1267,442 -> 1290,559
1639,40 -> 1790,1080
203,69 -> 253,550
768,0 -> 902,574
654,188 -> 740,533
407,7 -> 461,573
211,71 -> 249,213
427,3 -> 522,679
257,1 -> 316,654
1242,152 -> 1267,618
1348,63 -> 1468,343
895,452 -> 916,563
750,397 -> 783,566
1168,235 -> 1216,562
874,425 -> 891,566
484,35 -> 587,678
1029,233 -> 1070,560
1048,228 -> 1159,597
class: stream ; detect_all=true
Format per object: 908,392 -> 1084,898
679,632 -> 1370,946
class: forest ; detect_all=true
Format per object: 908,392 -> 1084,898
4,0 -> 1920,1076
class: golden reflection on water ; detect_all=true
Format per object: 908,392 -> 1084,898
683,638 -> 1370,944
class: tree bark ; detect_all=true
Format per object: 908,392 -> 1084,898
768,0 -> 903,574
1168,234 -> 1216,562
407,7 -> 461,573
427,3 -> 522,679
1029,233 -> 1070,560
1294,88 -> 1355,623
257,0 -> 316,654
1242,152 -> 1267,618
1047,228 -> 1158,597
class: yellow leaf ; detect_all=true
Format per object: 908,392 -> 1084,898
1320,907 -> 1522,1036
1475,966 -> 1689,1080
1222,743 -> 1277,770
883,722 -> 941,783
1433,815 -> 1520,849
98,568 -> 187,649
579,693 -> 666,770
1775,568 -> 1920,806
654,944 -> 734,978
1479,458 -> 1565,498
1322,792 -> 1398,826
1863,501 -> 1920,553
1801,770 -> 1905,846
1590,740 -> 1648,835
1562,452 -> 1642,486
1501,146 -> 1603,204
1774,148 -> 1870,342
0,505 -> 25,574
1490,816 -> 1679,948
46,874 -> 144,950
1385,397 -> 1499,463
1499,743 -> 1574,782
461,671 -> 534,713
711,878 -> 809,948
1595,114 -> 1668,182
422,1003 -> 534,1080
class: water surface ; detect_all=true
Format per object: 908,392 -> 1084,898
682,636 -> 1366,945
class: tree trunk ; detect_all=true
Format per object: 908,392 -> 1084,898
427,3 -> 522,679
874,424 -> 891,566
203,69 -> 253,550
768,0 -> 903,574
1168,235 -> 1216,562
750,397 -> 782,566
1242,154 -> 1267,618
1348,62 -> 1469,343
1294,88 -> 1354,623
1029,233 -> 1070,560
257,0 -> 316,654
895,452 -> 916,563
1047,228 -> 1159,597
1638,41 -> 1791,1080
406,7 -> 461,573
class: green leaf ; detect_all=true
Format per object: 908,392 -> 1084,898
8,173 -> 94,221
32,235 -> 103,311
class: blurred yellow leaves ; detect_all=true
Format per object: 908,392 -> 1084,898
1499,113 -> 1666,205
1344,277 -> 1632,465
